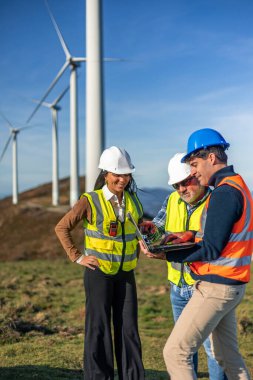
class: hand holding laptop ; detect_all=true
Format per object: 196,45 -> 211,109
139,240 -> 166,260
139,221 -> 157,235
127,211 -> 196,257
161,231 -> 195,245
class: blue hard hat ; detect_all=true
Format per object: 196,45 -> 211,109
181,128 -> 230,162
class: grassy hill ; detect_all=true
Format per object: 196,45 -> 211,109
0,259 -> 253,380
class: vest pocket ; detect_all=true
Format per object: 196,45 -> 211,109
88,239 -> 115,273
89,238 -> 114,252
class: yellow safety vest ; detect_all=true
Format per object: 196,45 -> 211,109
165,191 -> 208,286
81,190 -> 143,275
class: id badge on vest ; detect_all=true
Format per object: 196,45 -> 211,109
109,221 -> 118,237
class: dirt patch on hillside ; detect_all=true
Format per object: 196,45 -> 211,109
0,177 -> 85,261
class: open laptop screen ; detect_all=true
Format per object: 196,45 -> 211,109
127,212 -> 196,254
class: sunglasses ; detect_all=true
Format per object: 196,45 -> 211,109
172,176 -> 195,190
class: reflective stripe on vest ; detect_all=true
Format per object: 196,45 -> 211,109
192,175 -> 253,283
81,190 -> 143,275
165,191 -> 208,286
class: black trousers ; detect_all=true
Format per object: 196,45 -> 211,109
84,267 -> 145,380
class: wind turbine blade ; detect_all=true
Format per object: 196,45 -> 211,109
0,111 -> 13,128
0,134 -> 12,162
32,99 -> 52,108
19,124 -> 40,132
73,57 -> 128,63
53,86 -> 69,106
104,58 -> 128,62
26,60 -> 69,123
72,57 -> 86,63
44,0 -> 71,59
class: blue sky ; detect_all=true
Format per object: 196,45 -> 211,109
1,0 -> 253,198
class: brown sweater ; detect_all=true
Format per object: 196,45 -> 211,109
55,197 -> 92,262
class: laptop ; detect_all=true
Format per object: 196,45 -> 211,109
127,212 -> 196,254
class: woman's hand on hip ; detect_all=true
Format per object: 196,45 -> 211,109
78,255 -> 100,270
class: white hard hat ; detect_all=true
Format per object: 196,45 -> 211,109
98,146 -> 135,174
168,152 -> 191,185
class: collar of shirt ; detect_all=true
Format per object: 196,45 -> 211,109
208,165 -> 236,188
102,185 -> 125,222
181,188 -> 212,215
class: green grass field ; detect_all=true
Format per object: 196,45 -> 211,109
0,258 -> 253,379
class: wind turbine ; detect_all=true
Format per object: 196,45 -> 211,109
0,113 -> 33,205
86,0 -> 105,192
86,0 -> 123,191
33,86 -> 69,206
27,0 -> 85,207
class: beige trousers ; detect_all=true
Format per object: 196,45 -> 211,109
163,281 -> 250,380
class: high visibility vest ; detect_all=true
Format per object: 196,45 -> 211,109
165,191 -> 208,286
81,190 -> 143,275
192,175 -> 253,283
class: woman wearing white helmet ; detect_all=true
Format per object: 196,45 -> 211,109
55,146 -> 145,380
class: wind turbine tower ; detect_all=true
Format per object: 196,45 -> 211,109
86,0 -> 105,191
0,124 -> 19,205
11,129 -> 19,205
33,87 -> 69,206
0,113 -> 33,205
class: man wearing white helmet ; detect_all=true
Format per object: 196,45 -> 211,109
140,152 -> 226,379
55,146 -> 145,380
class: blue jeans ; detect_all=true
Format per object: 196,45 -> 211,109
170,284 -> 227,380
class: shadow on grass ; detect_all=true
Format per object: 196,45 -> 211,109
0,366 -> 83,380
0,366 -> 208,379
144,369 -> 209,379
197,372 -> 209,379
144,369 -> 169,379
0,366 -> 169,380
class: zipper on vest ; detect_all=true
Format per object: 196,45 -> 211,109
178,208 -> 191,286
119,221 -> 126,271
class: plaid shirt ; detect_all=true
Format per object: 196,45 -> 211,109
171,283 -> 194,299
150,189 -> 211,289
150,189 -> 211,242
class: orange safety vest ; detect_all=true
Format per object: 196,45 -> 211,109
191,175 -> 253,283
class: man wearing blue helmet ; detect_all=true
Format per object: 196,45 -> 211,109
141,129 -> 253,379
140,152 -> 226,380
